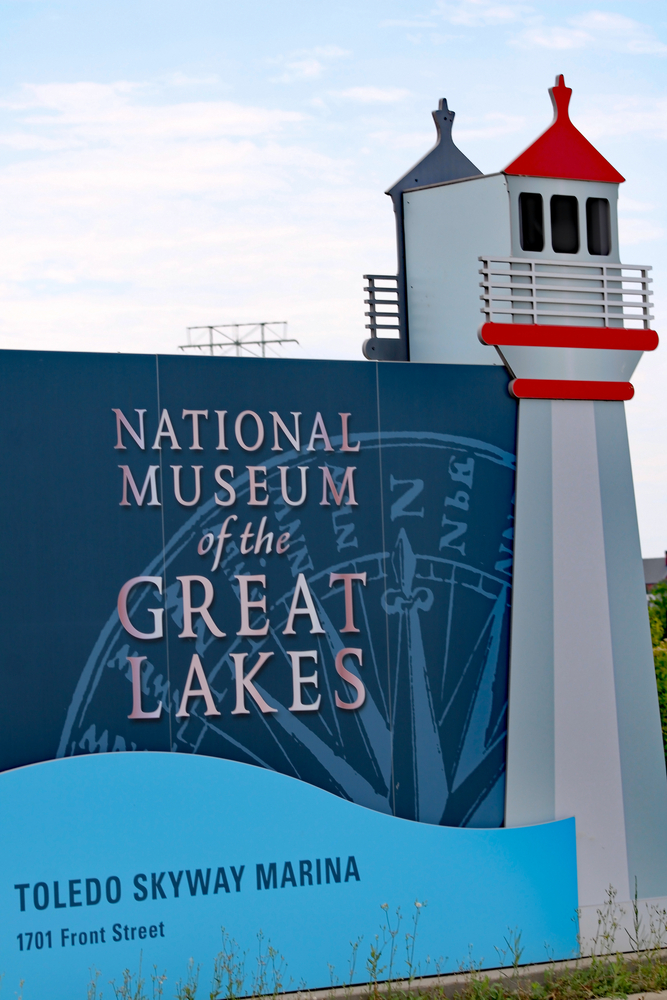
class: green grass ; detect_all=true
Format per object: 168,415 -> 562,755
649,580 -> 667,760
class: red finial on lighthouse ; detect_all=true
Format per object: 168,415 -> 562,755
551,74 -> 572,119
504,74 -> 625,183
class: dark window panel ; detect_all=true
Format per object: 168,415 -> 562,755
586,198 -> 611,256
519,192 -> 544,252
551,195 -> 579,254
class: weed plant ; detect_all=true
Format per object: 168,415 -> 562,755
449,885 -> 667,1000
20,888 -> 667,1000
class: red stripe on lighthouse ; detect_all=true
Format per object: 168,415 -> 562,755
509,379 -> 634,401
480,323 -> 658,352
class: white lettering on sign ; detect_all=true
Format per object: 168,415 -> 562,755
116,571 -> 369,719
112,407 -> 365,720
114,409 -> 359,510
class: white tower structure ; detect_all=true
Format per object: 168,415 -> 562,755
375,75 -> 666,940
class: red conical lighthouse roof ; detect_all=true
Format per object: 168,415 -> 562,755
504,75 -> 624,183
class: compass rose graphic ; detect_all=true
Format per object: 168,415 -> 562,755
58,430 -> 514,829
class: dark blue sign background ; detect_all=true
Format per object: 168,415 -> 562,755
0,351 -> 516,828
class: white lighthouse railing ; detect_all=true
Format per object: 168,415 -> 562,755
364,274 -> 401,336
479,257 -> 654,329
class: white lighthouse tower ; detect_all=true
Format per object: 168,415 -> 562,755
370,75 -> 667,941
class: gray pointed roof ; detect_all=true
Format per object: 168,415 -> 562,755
386,98 -> 481,198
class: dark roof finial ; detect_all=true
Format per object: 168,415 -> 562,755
386,97 -> 481,198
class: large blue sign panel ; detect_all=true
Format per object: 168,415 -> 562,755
0,755 -> 578,998
0,351 -> 517,828
0,351 -> 580,996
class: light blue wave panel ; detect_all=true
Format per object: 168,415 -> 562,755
0,754 -> 578,999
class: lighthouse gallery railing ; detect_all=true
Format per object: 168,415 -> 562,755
479,258 -> 653,330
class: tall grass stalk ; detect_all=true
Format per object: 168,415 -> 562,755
80,885 -> 667,1000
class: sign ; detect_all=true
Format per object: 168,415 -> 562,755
0,350 -> 578,995
0,754 -> 577,997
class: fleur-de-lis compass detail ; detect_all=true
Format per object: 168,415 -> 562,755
383,529 -> 448,823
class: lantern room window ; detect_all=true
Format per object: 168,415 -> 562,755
519,193 -> 544,252
551,195 -> 579,254
586,198 -> 611,256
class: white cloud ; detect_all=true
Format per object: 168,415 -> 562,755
618,217 -> 665,246
311,45 -> 350,59
0,81 -> 305,140
369,129 -> 434,150
275,58 -> 324,82
618,194 -> 666,246
516,26 -> 589,50
575,97 -> 667,141
619,197 -> 657,214
332,87 -> 410,104
0,80 -> 393,360
573,11 -> 667,55
434,0 -> 533,27
165,72 -> 221,88
455,113 -> 526,141
433,2 -> 667,55
380,19 -> 439,28
515,10 -> 667,55
269,46 -> 350,84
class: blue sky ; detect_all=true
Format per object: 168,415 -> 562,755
0,0 -> 666,553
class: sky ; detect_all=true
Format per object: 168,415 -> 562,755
0,0 -> 665,554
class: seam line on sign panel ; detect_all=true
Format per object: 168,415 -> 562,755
155,354 -> 173,750
375,361 -> 395,817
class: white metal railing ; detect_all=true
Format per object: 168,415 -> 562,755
364,274 -> 400,336
479,257 -> 653,329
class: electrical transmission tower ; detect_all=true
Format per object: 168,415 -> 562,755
179,322 -> 297,358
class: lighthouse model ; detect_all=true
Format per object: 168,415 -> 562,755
368,76 -> 667,940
